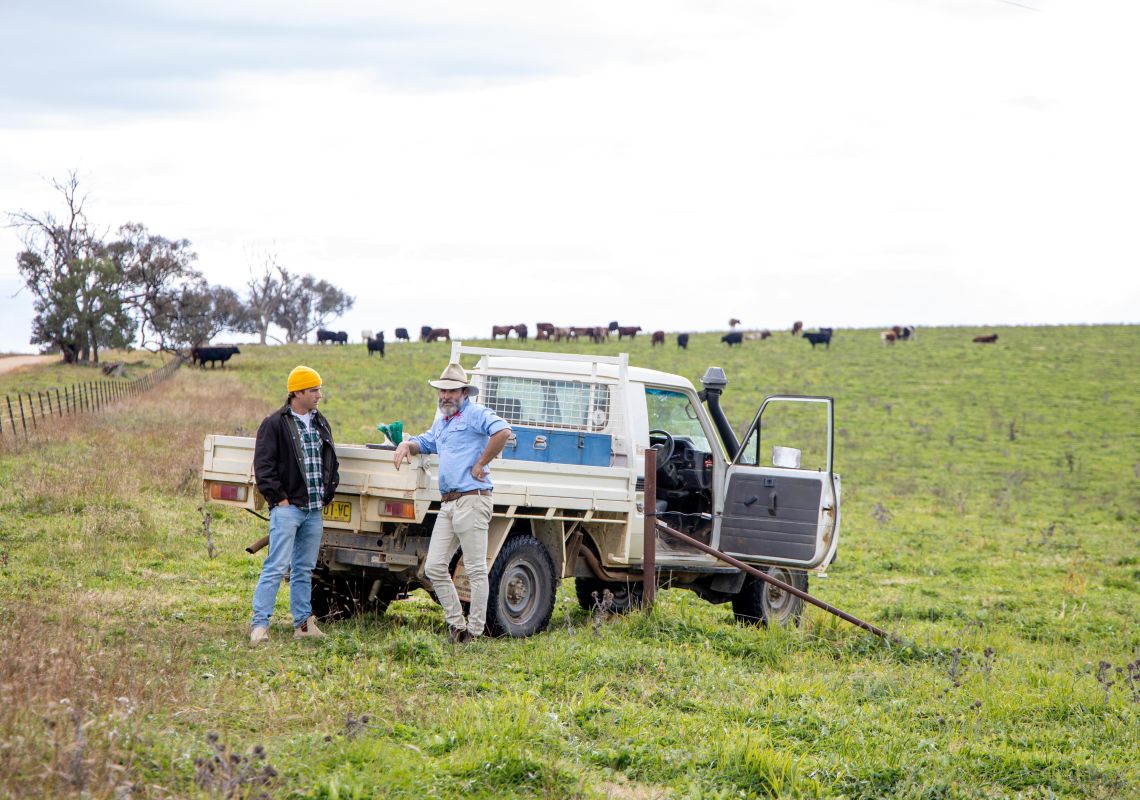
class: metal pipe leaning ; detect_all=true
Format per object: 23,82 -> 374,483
653,519 -> 895,641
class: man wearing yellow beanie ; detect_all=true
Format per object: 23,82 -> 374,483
249,365 -> 340,644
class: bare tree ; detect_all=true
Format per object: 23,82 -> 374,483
245,255 -> 286,345
109,222 -> 201,352
275,272 -> 354,343
9,173 -> 131,363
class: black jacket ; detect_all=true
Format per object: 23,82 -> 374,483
254,404 -> 340,508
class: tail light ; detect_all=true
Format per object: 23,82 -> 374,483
383,500 -> 415,519
210,483 -> 248,502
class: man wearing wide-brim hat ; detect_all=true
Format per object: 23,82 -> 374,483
393,362 -> 511,643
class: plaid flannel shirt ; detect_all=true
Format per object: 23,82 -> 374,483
293,413 -> 325,511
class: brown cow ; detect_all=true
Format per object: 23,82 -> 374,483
651,330 -> 665,346
791,320 -> 803,336
881,330 -> 897,345
535,329 -> 550,341
973,334 -> 999,344
729,318 -> 741,328
426,328 -> 450,342
744,330 -> 771,341
570,326 -> 595,340
554,327 -> 571,342
618,326 -> 642,339
491,325 -> 514,339
536,322 -> 555,336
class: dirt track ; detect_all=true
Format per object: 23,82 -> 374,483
0,355 -> 56,376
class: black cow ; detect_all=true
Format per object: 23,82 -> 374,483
677,333 -> 689,349
191,345 -> 240,368
608,321 -> 619,333
803,328 -> 833,349
335,331 -> 348,344
367,331 -> 385,357
420,325 -> 433,342
395,327 -> 410,342
514,323 -> 528,341
316,328 -> 337,344
721,332 -> 743,346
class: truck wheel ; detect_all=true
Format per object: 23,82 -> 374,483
731,567 -> 808,627
574,578 -> 643,614
486,535 -> 557,637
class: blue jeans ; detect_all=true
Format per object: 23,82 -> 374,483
251,504 -> 324,628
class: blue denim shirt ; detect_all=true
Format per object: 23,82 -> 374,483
411,398 -> 510,493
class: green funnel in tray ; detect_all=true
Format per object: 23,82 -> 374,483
376,421 -> 403,445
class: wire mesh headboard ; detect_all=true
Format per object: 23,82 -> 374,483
479,374 -> 618,433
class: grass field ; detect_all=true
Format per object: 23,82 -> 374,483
1,326 -> 1137,799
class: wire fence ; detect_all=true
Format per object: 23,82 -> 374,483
0,357 -> 183,445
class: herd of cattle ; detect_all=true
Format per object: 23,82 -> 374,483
187,320 -> 1002,369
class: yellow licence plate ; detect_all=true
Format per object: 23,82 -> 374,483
323,501 -> 352,523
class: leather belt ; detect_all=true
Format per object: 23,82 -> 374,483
440,489 -> 492,502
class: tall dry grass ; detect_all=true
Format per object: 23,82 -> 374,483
0,370 -> 267,798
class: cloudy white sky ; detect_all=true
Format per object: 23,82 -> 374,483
1,0 -> 1137,352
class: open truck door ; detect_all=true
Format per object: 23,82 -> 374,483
718,395 -> 840,569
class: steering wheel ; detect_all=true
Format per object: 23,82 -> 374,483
647,429 -> 675,464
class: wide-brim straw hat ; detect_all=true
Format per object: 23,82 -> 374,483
428,362 -> 478,395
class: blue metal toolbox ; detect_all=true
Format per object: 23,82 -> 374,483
502,426 -> 612,467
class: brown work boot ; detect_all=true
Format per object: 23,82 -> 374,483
447,625 -> 471,644
294,615 -> 325,639
249,625 -> 270,645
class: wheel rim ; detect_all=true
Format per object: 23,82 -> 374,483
501,558 -> 541,623
763,567 -> 797,623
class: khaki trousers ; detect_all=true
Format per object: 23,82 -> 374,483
424,494 -> 493,636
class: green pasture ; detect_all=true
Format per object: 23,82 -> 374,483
0,325 -> 1137,798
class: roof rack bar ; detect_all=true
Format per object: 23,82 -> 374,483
449,343 -> 629,367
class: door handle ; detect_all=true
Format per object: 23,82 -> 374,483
743,495 -> 758,507
533,435 -> 547,450
768,492 -> 778,516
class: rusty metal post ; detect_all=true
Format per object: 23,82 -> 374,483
26,393 -> 36,429
642,448 -> 657,609
654,520 -> 895,641
38,391 -> 45,418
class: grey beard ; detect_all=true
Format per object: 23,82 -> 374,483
439,400 -> 458,416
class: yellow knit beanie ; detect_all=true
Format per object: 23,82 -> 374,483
287,366 -> 322,393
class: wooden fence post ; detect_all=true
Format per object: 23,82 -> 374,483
26,393 -> 36,429
17,394 -> 28,439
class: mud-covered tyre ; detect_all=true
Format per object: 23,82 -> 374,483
311,573 -> 395,622
574,578 -> 643,614
486,535 -> 557,637
731,567 -> 808,627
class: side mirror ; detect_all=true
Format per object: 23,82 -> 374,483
772,446 -> 801,469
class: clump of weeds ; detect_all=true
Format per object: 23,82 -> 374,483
1095,659 -> 1140,705
194,732 -> 277,799
591,588 -> 615,635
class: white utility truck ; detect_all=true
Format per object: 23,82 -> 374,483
202,344 -> 841,637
